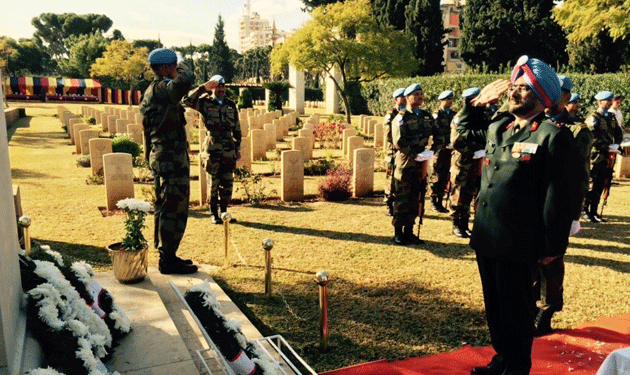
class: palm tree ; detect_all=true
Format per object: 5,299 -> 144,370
262,81 -> 291,112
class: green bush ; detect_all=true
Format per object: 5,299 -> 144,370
112,136 -> 142,159
238,88 -> 253,109
305,158 -> 337,176
84,116 -> 96,125
76,155 -> 91,168
305,87 -> 324,101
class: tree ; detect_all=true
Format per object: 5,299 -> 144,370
263,81 -> 291,111
299,0 -> 343,11
553,0 -> 630,43
460,0 -> 567,72
90,40 -> 150,107
31,13 -> 112,60
271,0 -> 415,123
132,39 -> 162,52
235,46 -> 272,82
210,15 -> 234,82
60,33 -> 110,77
405,0 -> 446,75
0,36 -> 52,76
110,29 -> 125,41
371,0 -> 407,30
566,30 -> 630,73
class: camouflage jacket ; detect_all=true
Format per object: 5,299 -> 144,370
391,108 -> 442,179
183,87 -> 241,159
586,109 -> 622,164
432,107 -> 455,149
383,106 -> 398,159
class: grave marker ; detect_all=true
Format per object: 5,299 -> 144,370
79,129 -> 100,155
250,129 -> 266,160
72,124 -> 89,153
353,148 -> 375,197
281,150 -> 304,202
89,138 -> 112,176
103,153 -> 135,211
346,136 -> 364,167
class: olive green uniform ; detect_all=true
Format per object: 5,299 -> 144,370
183,87 -> 241,208
429,107 -> 455,204
383,107 -> 398,207
391,108 -> 442,228
140,63 -> 194,261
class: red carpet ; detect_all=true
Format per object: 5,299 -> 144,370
321,313 -> 630,375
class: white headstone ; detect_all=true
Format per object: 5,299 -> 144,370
79,129 -> 100,156
250,129 -> 266,160
103,153 -> 135,211
353,148 -> 375,197
281,150 -> 304,202
89,138 -> 113,176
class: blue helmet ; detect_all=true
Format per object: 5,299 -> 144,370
403,83 -> 422,96
148,48 -> 177,65
462,87 -> 480,98
210,75 -> 225,85
392,88 -> 405,98
594,91 -> 614,101
558,75 -> 573,91
438,90 -> 454,100
568,93 -> 580,103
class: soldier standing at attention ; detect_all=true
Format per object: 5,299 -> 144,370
383,88 -> 407,217
584,91 -> 623,223
458,56 -> 579,375
429,90 -> 455,213
183,75 -> 241,224
566,93 -> 582,123
449,87 -> 486,238
391,83 -> 443,245
140,48 -> 198,275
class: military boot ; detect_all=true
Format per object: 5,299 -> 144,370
404,225 -> 424,245
586,203 -> 599,223
386,202 -> 393,217
433,196 -> 449,213
452,214 -> 468,238
394,226 -> 406,245
159,255 -> 198,275
211,205 -> 222,225
462,215 -> 473,237
533,308 -> 555,336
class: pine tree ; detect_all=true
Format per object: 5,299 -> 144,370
405,0 -> 445,75
371,0 -> 407,30
210,15 -> 234,82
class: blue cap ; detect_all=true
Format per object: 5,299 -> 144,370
210,75 -> 225,85
510,55 -> 560,108
403,83 -> 422,96
594,91 -> 614,101
558,75 -> 573,91
392,88 -> 405,98
438,90 -> 454,100
568,93 -> 580,103
462,87 -> 480,98
148,48 -> 177,65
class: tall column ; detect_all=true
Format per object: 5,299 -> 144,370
289,65 -> 305,114
326,67 -> 341,114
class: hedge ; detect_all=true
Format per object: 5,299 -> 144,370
361,73 -> 630,129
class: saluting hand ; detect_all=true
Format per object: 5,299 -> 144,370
471,79 -> 511,107
204,80 -> 220,92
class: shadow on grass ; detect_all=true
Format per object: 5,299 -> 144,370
34,238 -> 112,268
564,254 -> 630,273
213,275 -> 489,372
9,129 -> 69,149
11,168 -> 58,180
7,116 -> 32,140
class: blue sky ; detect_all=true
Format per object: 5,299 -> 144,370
0,0 -> 311,50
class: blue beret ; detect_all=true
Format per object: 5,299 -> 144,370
510,55 -> 560,108
558,75 -> 573,91
438,90 -> 454,100
404,83 -> 422,96
568,93 -> 580,103
462,87 -> 480,98
148,48 -> 177,65
595,91 -> 614,100
210,75 -> 225,85
392,88 -> 405,98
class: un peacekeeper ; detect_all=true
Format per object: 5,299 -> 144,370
429,90 -> 455,213
584,90 -> 623,223
566,93 -> 583,123
449,87 -> 486,238
140,48 -> 198,275
383,88 -> 407,217
533,75 -> 592,336
391,83 -> 443,245
457,56 -> 580,375
183,75 -> 241,224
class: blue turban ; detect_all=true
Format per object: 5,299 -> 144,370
558,75 -> 573,91
404,84 -> 422,96
148,48 -> 177,65
568,93 -> 580,103
462,87 -> 480,98
510,55 -> 560,108
392,88 -> 405,98
594,91 -> 614,101
438,90 -> 454,100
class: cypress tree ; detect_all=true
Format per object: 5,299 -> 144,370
405,0 -> 446,75
210,15 -> 234,82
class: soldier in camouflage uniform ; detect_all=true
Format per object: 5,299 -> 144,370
429,90 -> 455,213
584,91 -> 623,223
183,75 -> 241,224
449,87 -> 486,238
391,83 -> 443,245
566,93 -> 583,123
383,88 -> 406,216
140,48 -> 197,275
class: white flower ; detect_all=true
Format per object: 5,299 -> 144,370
42,246 -> 64,267
68,319 -> 89,337
109,309 -> 131,333
116,198 -> 151,213
26,367 -> 66,375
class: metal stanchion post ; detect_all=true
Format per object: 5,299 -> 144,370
262,239 -> 274,299
315,270 -> 330,350
221,212 -> 231,267
18,216 -> 31,254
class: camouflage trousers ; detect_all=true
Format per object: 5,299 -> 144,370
384,155 -> 395,205
206,152 -> 237,206
449,152 -> 481,217
429,147 -> 451,198
153,167 -> 190,259
392,169 -> 427,228
586,161 -> 613,208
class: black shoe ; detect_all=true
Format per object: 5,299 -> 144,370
159,260 -> 198,274
453,225 -> 469,238
386,204 -> 393,217
586,212 -> 599,223
174,256 -> 193,265
404,226 -> 425,245
394,227 -> 406,245
471,356 -> 505,375
534,308 -> 555,337
593,214 -> 607,223
211,205 -> 223,224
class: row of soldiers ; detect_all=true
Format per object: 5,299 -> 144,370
383,80 -> 625,245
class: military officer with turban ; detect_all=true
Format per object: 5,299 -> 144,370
456,56 -> 580,375
429,90 -> 455,213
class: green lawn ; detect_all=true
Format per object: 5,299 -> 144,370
8,102 -> 630,372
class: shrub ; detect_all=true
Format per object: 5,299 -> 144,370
76,155 -> 91,168
84,116 -> 96,125
86,174 -> 104,185
318,166 -> 352,201
238,88 -> 253,109
305,158 -> 337,176
314,121 -> 346,149
234,167 -> 276,205
112,136 -> 142,158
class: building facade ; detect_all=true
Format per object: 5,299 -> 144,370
441,0 -> 467,73
239,0 -> 286,53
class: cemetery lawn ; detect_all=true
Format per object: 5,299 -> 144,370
8,102 -> 630,372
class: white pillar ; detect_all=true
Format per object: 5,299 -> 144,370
265,89 -> 271,110
326,67 -> 341,114
289,65 -> 305,114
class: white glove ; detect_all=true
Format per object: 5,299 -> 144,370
415,150 -> 434,162
175,51 -> 185,63
569,220 -> 581,236
473,149 -> 486,159
609,144 -> 619,150
445,143 -> 453,149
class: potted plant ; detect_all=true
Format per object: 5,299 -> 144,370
108,198 -> 151,283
